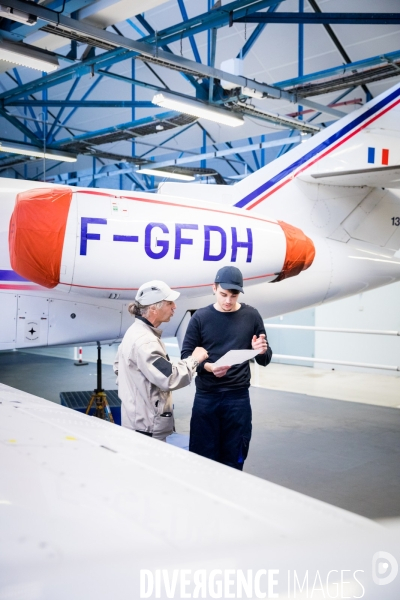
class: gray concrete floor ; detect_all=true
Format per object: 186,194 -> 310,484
0,350 -> 117,402
1,350 -> 400,520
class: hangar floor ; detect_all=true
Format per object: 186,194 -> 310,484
0,348 -> 399,522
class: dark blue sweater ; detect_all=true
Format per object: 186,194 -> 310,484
181,303 -> 272,392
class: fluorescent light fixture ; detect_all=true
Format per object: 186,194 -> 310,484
0,40 -> 58,73
139,168 -> 195,181
152,92 -> 244,128
0,141 -> 77,162
0,4 -> 36,25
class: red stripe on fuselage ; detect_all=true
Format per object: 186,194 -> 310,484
59,272 -> 276,291
0,284 -> 42,290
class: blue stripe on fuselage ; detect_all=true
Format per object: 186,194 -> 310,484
234,85 -> 400,209
0,269 -> 28,282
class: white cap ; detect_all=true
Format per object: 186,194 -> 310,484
135,280 -> 180,305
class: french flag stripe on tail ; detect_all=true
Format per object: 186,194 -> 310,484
382,148 -> 389,165
368,147 -> 389,165
368,147 -> 375,164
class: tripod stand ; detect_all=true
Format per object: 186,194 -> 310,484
85,341 -> 114,423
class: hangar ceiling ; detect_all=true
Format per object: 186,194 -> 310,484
0,0 -> 399,189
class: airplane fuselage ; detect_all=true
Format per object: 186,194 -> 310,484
1,175 -> 400,350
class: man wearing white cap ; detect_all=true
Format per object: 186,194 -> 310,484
114,280 -> 208,441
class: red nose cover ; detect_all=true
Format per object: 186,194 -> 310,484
273,220 -> 315,282
9,187 -> 72,289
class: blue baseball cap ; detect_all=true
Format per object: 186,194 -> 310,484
215,266 -> 244,293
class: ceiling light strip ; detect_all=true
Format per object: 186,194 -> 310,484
152,92 -> 244,128
0,40 -> 59,73
0,142 -> 77,162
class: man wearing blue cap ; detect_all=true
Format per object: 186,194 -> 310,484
181,266 -> 272,470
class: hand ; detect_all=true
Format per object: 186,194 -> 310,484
192,346 -> 209,363
252,334 -> 268,354
204,363 -> 231,378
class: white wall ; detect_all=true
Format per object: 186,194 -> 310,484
315,282 -> 400,375
264,308 -> 315,367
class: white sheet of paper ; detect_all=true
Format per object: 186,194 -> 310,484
214,349 -> 259,366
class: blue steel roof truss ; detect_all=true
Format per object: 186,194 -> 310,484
0,0 -> 399,188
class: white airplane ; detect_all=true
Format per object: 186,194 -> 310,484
1,82 -> 400,352
1,382 -> 399,600
1,83 -> 400,599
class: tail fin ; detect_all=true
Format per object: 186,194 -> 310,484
233,82 -> 400,213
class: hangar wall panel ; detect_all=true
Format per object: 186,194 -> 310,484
264,308 -> 315,367
315,281 -> 400,375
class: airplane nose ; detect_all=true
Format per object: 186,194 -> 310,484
9,187 -> 73,288
272,220 -> 316,282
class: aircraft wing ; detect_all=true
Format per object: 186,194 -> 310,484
1,383 -> 399,599
305,165 -> 400,188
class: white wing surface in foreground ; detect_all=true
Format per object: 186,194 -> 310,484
0,383 -> 399,599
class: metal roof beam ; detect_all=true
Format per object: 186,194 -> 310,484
0,47 -> 130,100
96,69 -> 166,94
143,134 -> 303,170
0,0 -> 345,118
307,87 -> 356,124
140,0 -> 284,46
11,68 -> 42,137
51,110 -> 190,148
114,162 -> 147,191
3,66 -> 77,141
196,121 -> 244,176
0,0 -> 94,39
49,133 -> 304,184
224,141 -> 254,173
237,22 -> 266,59
138,122 -> 198,159
237,2 -> 281,59
306,0 -> 372,100
277,88 -> 355,157
0,106 -> 42,144
46,76 -> 81,143
282,65 -> 400,98
4,100 -> 156,107
248,137 -> 260,170
235,12 -> 400,25
50,68 -> 109,140
274,49 -> 400,88
177,0 -> 202,64
230,101 -> 320,133
132,13 -> 202,92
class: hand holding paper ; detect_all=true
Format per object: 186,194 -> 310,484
206,363 -> 231,378
206,346 -> 261,378
214,349 -> 259,367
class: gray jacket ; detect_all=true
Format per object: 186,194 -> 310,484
114,317 -> 197,440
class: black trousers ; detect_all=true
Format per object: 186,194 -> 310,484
189,388 -> 252,470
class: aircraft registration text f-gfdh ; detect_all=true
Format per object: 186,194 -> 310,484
9,187 -> 315,298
